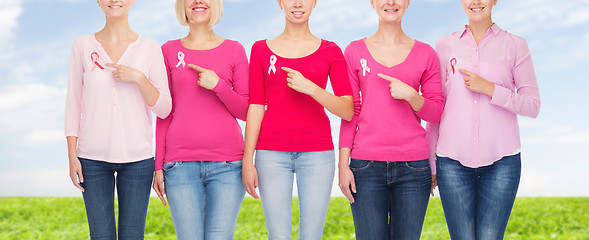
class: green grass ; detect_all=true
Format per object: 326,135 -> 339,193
1,197 -> 587,239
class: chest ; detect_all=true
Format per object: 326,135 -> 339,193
366,44 -> 413,68
267,39 -> 321,58
100,41 -> 134,64
444,39 -> 516,90
168,50 -> 234,92
266,55 -> 330,89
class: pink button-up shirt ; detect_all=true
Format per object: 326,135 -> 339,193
65,34 -> 172,163
427,24 -> 541,173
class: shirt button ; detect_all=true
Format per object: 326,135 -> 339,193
474,100 -> 478,104
474,137 -> 477,141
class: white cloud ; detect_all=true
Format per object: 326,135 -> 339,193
491,1 -> 589,74
0,83 -> 66,146
311,0 -> 377,37
0,0 -> 23,49
129,0 -> 182,42
495,0 -> 589,35
24,128 -> 64,146
520,119 -> 589,146
0,167 -> 77,197
526,128 -> 589,146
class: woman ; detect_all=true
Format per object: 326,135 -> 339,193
241,0 -> 354,238
151,0 -> 249,239
65,0 -> 172,239
338,0 -> 444,239
428,0 -> 541,239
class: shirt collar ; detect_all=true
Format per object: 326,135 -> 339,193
459,23 -> 502,39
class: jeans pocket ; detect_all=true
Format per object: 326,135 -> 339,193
222,160 -> 243,168
163,162 -> 181,172
405,159 -> 430,171
349,158 -> 371,172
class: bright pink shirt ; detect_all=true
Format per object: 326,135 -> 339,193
249,40 -> 352,152
65,34 -> 172,163
339,39 -> 444,162
427,24 -> 541,173
155,39 -> 249,170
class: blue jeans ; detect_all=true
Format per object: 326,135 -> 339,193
80,157 -> 154,240
349,158 -> 432,240
163,160 -> 245,240
255,150 -> 335,240
436,154 -> 521,240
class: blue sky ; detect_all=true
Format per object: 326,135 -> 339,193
0,0 -> 587,197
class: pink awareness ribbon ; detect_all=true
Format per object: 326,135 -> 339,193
91,52 -> 104,71
450,58 -> 457,75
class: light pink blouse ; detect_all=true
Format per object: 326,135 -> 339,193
427,24 -> 541,173
65,34 -> 172,163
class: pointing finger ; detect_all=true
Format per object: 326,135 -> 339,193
458,69 -> 472,76
105,63 -> 120,69
377,73 -> 396,82
188,64 -> 206,72
281,67 -> 298,74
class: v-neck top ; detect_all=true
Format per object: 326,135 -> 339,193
249,39 -> 352,152
339,39 -> 444,163
65,34 -> 172,163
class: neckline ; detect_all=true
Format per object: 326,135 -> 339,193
178,38 -> 227,52
362,38 -> 417,69
265,39 -> 325,59
92,33 -> 141,65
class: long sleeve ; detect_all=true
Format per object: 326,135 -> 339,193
489,39 -> 541,118
212,42 -> 250,121
415,49 -> 444,124
64,39 -> 84,137
426,40 -> 450,174
148,44 -> 172,119
328,43 -> 353,97
155,46 -> 174,170
339,45 -> 361,149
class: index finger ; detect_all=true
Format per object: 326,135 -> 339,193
105,63 -> 120,69
281,67 -> 299,74
245,184 -> 260,199
377,73 -> 397,82
154,185 -> 167,206
188,64 -> 206,72
458,69 -> 473,75
70,173 -> 84,192
339,184 -> 355,203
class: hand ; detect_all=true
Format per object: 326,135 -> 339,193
106,63 -> 147,84
188,64 -> 220,90
282,67 -> 319,96
458,69 -> 495,98
338,166 -> 357,203
431,175 -> 437,197
68,155 -> 84,192
153,170 -> 166,206
242,162 -> 260,199
378,73 -> 418,101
